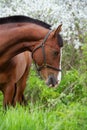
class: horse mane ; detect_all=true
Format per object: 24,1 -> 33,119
57,34 -> 63,47
0,15 -> 51,29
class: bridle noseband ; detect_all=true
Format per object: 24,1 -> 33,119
32,30 -> 61,72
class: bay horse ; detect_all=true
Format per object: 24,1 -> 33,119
0,15 -> 63,107
0,15 -> 51,107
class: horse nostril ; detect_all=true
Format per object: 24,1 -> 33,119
46,75 -> 58,87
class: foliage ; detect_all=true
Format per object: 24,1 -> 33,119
25,67 -> 86,107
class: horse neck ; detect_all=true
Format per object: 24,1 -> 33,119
0,24 -> 49,67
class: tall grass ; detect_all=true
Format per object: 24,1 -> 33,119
0,103 -> 87,130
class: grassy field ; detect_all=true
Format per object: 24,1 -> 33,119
0,102 -> 87,130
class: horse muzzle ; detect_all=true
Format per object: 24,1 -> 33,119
46,74 -> 58,87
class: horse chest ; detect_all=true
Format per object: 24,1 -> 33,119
0,71 -> 12,83
0,53 -> 28,84
0,65 -> 25,84
0,60 -> 16,83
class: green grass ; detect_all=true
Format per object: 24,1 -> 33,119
0,103 -> 87,130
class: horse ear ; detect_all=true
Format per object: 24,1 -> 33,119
53,24 -> 62,38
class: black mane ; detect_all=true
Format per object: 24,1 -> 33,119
57,34 -> 63,47
0,15 -> 51,29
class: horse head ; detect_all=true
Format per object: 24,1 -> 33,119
32,24 -> 63,87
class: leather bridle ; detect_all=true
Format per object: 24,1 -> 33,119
32,30 -> 61,72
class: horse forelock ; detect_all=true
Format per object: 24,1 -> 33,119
57,34 -> 63,47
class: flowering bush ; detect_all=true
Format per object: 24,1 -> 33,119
0,0 -> 87,48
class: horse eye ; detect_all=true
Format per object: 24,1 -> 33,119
53,51 -> 59,56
